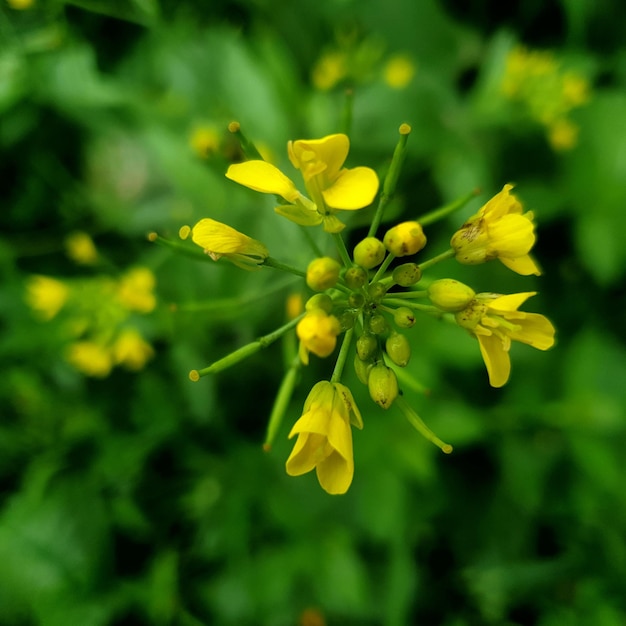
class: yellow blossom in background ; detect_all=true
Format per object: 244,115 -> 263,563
548,118 -> 579,151
226,133 -> 379,233
26,275 -> 69,320
65,231 -> 99,265
191,218 -> 269,270
383,54 -> 416,89
7,0 -> 35,9
286,381 -> 363,494
311,51 -> 348,90
296,308 -> 341,364
113,328 -> 155,370
117,267 -> 157,313
286,293 -> 304,320
66,341 -> 113,378
451,184 -> 541,276
455,291 -> 556,387
189,124 -> 221,158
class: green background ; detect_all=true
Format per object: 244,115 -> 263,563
1,0 -> 625,624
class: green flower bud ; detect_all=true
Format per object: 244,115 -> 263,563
344,266 -> 368,290
385,332 -> 411,367
383,221 -> 427,257
369,313 -> 387,335
356,333 -> 378,361
353,237 -> 386,269
306,256 -> 341,291
339,310 -> 356,330
393,306 -> 416,328
305,293 -> 333,313
353,354 -> 373,385
428,279 -> 476,312
392,263 -> 422,287
368,364 -> 399,409
368,282 -> 387,301
348,292 -> 365,309
454,299 -> 487,331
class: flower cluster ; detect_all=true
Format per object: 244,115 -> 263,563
26,266 -> 156,377
500,45 -> 591,151
163,127 -> 555,495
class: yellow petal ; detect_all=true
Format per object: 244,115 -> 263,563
488,213 -> 535,256
322,166 -> 379,210
477,333 -> 511,387
286,433 -> 320,476
508,313 -> 556,350
488,292 -> 537,313
499,254 -> 542,276
226,161 -> 299,202
481,183 -> 522,219
288,134 -> 349,181
191,218 -> 268,259
316,450 -> 353,494
335,383 -> 363,429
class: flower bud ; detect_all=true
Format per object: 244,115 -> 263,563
305,293 -> 333,313
383,221 -> 427,257
428,279 -> 476,312
454,299 -> 487,331
356,333 -> 378,361
369,314 -> 387,335
306,257 -> 341,291
353,354 -> 373,385
392,263 -> 422,287
368,364 -> 399,409
393,306 -> 415,328
368,282 -> 387,301
339,310 -> 356,330
385,332 -> 411,367
353,237 -> 386,269
344,266 -> 368,290
348,292 -> 365,309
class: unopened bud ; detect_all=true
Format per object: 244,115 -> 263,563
454,299 -> 487,331
393,306 -> 415,328
383,221 -> 427,257
344,266 -> 368,290
368,282 -> 387,301
356,333 -> 378,361
428,279 -> 476,312
305,293 -> 333,313
353,354 -> 373,385
353,237 -> 386,269
392,263 -> 422,287
385,332 -> 411,367
306,256 -> 341,291
339,310 -> 356,330
368,364 -> 399,409
369,313 -> 387,335
348,292 -> 365,309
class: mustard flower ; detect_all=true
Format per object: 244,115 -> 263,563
26,275 -> 69,320
296,309 -> 341,364
117,267 -> 157,313
451,184 -> 541,276
455,291 -> 556,388
65,231 -> 99,265
66,341 -> 113,378
113,328 -> 155,370
286,381 -> 363,494
226,134 -> 379,233
191,218 -> 269,270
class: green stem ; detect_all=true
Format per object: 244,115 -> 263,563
148,232 -> 215,262
300,226 -> 324,258
417,248 -> 455,272
395,396 -> 453,454
330,328 -> 354,383
382,290 -> 428,299
382,299 -> 441,314
332,232 -> 353,268
417,188 -> 480,226
370,252 -> 396,284
263,256 -> 307,277
368,123 -> 411,238
189,314 -> 304,380
341,88 -> 354,136
228,121 -> 264,160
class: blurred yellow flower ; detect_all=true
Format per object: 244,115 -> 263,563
383,54 -> 416,89
26,275 -> 69,320
286,381 -> 363,494
226,133 -> 379,233
455,291 -> 556,387
66,341 -> 113,378
311,51 -> 347,90
7,0 -> 35,9
548,118 -> 579,152
296,309 -> 341,364
191,218 -> 269,270
451,184 -> 541,276
65,231 -> 99,265
113,328 -> 154,370
189,125 -> 220,159
117,267 -> 157,313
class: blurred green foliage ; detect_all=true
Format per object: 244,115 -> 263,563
1,0 -> 626,624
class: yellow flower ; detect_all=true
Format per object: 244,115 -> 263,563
286,381 -> 363,494
7,0 -> 35,9
225,134 -> 379,233
26,275 -> 69,320
66,341 -> 113,378
383,54 -> 416,89
117,267 -> 157,313
311,51 -> 348,90
65,231 -> 98,265
455,291 -> 556,388
296,309 -> 341,365
547,118 -> 579,151
113,328 -> 154,370
451,184 -> 541,276
191,218 -> 269,270
189,124 -> 220,158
